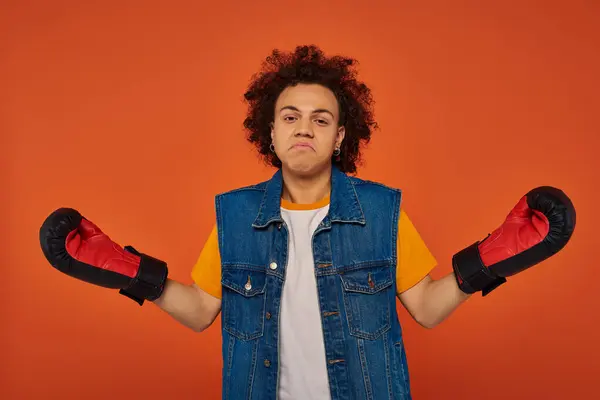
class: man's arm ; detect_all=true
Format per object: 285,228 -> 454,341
398,186 -> 576,329
152,279 -> 221,332
398,272 -> 470,329
38,207 -> 223,334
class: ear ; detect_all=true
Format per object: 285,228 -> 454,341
336,125 -> 346,148
270,122 -> 274,141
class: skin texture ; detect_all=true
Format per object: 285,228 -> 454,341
270,83 -> 345,204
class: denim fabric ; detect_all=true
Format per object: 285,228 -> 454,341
215,165 -> 411,400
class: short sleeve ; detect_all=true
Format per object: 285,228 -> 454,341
396,209 -> 438,293
190,224 -> 222,299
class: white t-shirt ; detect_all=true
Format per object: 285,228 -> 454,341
277,201 -> 332,400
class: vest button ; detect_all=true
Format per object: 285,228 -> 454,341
266,312 -> 271,319
264,359 -> 271,367
269,262 -> 277,270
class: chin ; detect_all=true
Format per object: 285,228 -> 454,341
283,158 -> 328,176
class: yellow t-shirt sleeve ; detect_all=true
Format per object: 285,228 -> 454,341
396,209 -> 438,293
190,224 -> 223,299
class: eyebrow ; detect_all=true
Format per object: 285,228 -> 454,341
279,105 -> 335,118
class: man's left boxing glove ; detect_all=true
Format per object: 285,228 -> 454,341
452,186 -> 576,296
39,207 -> 168,305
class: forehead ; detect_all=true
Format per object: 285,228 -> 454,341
276,83 -> 339,115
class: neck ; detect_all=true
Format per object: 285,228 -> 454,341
281,164 -> 332,204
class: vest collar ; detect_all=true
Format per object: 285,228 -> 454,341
252,165 -> 366,228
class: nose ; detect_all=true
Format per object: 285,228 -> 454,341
294,118 -> 314,137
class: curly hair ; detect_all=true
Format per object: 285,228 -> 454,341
243,45 -> 378,174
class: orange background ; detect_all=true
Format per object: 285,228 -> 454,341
2,1 -> 599,399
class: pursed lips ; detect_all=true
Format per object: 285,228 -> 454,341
291,142 -> 315,150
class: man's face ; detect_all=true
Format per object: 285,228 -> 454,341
271,83 -> 345,176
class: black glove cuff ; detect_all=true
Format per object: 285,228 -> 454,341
119,246 -> 168,305
452,241 -> 506,296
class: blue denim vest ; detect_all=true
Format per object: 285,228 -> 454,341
215,165 -> 412,400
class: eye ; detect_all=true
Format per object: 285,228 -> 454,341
283,115 -> 297,122
315,118 -> 329,125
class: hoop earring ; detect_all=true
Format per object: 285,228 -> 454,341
270,143 -> 275,152
333,147 -> 341,156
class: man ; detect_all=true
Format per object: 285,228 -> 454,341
39,45 -> 575,400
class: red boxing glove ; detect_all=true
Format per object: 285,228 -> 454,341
452,186 -> 576,296
39,208 -> 168,305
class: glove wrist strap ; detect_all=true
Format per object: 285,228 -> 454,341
119,246 -> 168,305
452,241 -> 507,296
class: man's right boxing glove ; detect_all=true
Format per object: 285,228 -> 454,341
39,207 -> 168,305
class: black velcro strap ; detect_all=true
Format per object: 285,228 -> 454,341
452,241 -> 507,296
119,246 -> 168,306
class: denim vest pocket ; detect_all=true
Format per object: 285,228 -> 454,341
221,267 -> 267,341
339,263 -> 393,340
